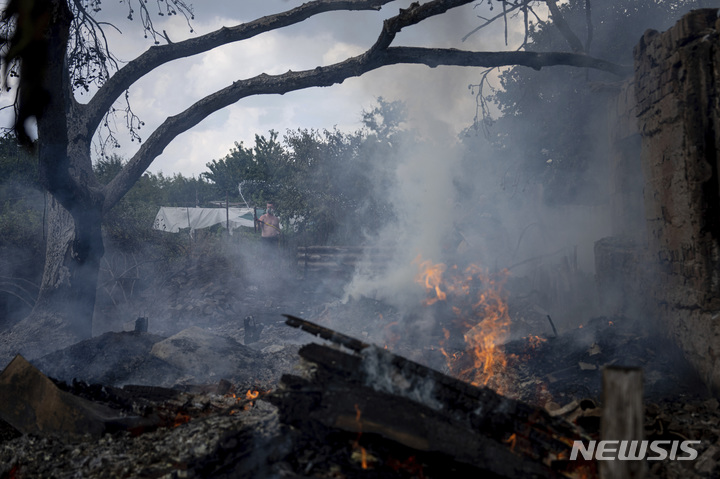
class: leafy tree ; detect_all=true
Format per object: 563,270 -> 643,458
483,0 -> 710,204
201,98 -> 406,245
0,134 -> 43,252
0,134 -> 43,327
161,173 -> 214,208
94,155 -> 217,250
360,97 -> 407,141
0,0 -> 629,344
94,155 -> 161,251
282,128 -> 367,244
204,130 -> 288,208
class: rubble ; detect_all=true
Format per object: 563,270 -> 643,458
150,327 -> 261,379
0,311 -> 717,478
0,245 -> 717,478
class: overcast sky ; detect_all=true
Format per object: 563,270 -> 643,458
7,0 -> 538,177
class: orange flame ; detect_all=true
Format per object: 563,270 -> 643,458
353,404 -> 369,469
382,321 -> 401,350
504,433 -> 517,451
173,411 -> 191,428
526,335 -> 547,350
360,447 -> 368,469
415,256 -> 513,394
246,389 -> 260,400
413,256 -> 447,305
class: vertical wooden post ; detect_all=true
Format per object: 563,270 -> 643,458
186,206 -> 192,246
601,366 -> 646,479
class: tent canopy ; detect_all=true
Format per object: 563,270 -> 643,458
153,207 -> 256,234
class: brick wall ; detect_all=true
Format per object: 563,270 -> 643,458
633,9 -> 720,393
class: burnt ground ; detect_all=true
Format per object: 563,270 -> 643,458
0,245 -> 719,478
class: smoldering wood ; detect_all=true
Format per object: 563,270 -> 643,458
283,314 -> 368,352
272,316 -> 593,478
0,355 -> 157,438
134,316 -> 149,332
546,314 -> 559,338
601,366 -> 646,479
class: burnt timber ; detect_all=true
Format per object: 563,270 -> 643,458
269,316 -> 592,478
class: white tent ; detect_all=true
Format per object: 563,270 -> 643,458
153,207 -> 256,234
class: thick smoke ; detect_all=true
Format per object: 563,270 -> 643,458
345,141 -> 463,307
337,0 -> 710,336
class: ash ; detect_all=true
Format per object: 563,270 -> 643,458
0,249 -> 719,478
0,398 -> 288,478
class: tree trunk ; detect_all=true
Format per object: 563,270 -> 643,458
2,196 -> 104,362
0,0 -> 106,361
35,196 -> 103,336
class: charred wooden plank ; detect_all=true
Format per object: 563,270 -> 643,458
273,374 -> 554,478
0,355 -> 158,438
283,315 -> 368,352
273,317 -> 594,478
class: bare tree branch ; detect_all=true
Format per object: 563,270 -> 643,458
545,0 -> 584,53
469,67 -> 497,136
69,0 -> 120,90
103,45 -> 629,210
502,0 -> 508,46
372,0 -> 474,51
118,0 -> 194,45
78,0 -> 395,144
584,0 -> 593,53
462,1 -> 531,43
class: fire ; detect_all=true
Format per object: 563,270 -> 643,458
462,285 -> 512,391
353,404 -> 369,469
413,256 -> 447,305
359,446 -> 368,469
173,411 -> 191,428
504,433 -> 517,451
246,389 -> 260,400
415,256 -> 513,394
382,321 -> 401,350
526,335 -> 547,350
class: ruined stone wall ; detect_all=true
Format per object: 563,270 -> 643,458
608,80 -> 644,240
633,9 -> 720,393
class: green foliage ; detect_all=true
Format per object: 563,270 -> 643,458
203,130 -> 286,206
0,198 -> 44,252
201,99 -> 405,245
0,134 -> 44,324
1,97 -> 410,259
96,154 -> 214,252
482,0 -> 708,205
0,134 -> 38,187
361,97 -> 407,140
0,134 -> 43,253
